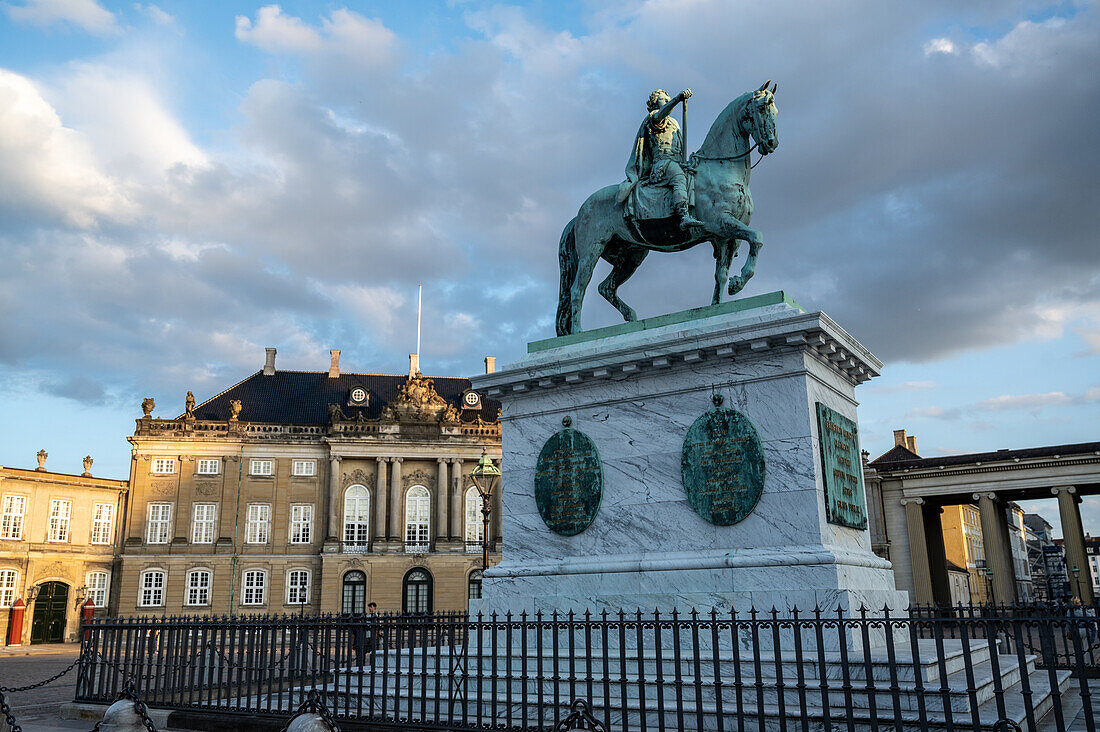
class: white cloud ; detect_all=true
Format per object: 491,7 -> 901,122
133,3 -> 172,26
5,0 -> 116,34
865,380 -> 937,394
0,69 -> 134,228
923,37 -> 957,56
235,5 -> 397,67
50,65 -> 207,181
974,391 -> 1074,411
972,17 -> 1072,72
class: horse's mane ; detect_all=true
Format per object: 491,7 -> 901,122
695,92 -> 753,158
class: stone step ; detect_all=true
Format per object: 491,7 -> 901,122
322,652 -> 1029,715
299,665 -> 1075,732
363,638 -> 1009,685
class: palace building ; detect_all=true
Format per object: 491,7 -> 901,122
116,348 -> 502,617
0,453 -> 128,644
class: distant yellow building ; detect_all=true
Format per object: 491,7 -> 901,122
940,504 -> 987,604
0,453 -> 128,644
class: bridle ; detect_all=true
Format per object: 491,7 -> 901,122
690,96 -> 773,169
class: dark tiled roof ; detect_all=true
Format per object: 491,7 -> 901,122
868,444 -> 920,465
869,441 -> 1100,471
186,371 -> 499,425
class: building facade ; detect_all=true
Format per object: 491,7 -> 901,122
939,504 -> 989,604
0,453 -> 128,644
117,349 -> 502,617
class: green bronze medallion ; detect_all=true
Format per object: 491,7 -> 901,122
680,397 -> 766,525
816,403 -> 868,530
534,419 -> 603,536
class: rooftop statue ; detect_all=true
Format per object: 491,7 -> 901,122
556,81 -> 779,336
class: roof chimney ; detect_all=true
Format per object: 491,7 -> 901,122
409,353 -> 420,377
484,356 -> 496,374
893,429 -> 907,448
328,350 -> 340,378
263,347 -> 277,376
905,435 -> 918,455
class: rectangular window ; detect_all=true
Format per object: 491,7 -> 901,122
249,459 -> 274,476
1,495 -> 26,540
186,570 -> 211,606
191,504 -> 216,544
146,503 -> 172,544
286,569 -> 310,605
48,499 -> 72,542
196,459 -> 220,475
0,569 -> 16,607
242,570 -> 266,605
289,505 -> 313,544
90,503 -> 114,545
291,460 -> 315,477
85,571 -> 109,608
139,571 -> 165,607
152,458 -> 176,474
246,504 -> 270,544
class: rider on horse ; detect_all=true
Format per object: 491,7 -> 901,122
620,88 -> 704,231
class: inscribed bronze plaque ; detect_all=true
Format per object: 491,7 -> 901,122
681,407 -> 766,525
534,427 -> 602,536
816,402 -> 868,530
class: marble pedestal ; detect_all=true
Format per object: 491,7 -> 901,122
470,292 -> 907,620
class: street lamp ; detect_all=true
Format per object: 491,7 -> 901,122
985,569 -> 994,606
1073,566 -> 1082,602
470,451 -> 501,570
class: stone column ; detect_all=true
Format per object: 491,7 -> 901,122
389,457 -> 403,542
974,492 -> 1018,604
450,458 -> 464,541
491,459 -> 503,546
902,497 -> 933,605
1054,486 -> 1094,603
326,456 -> 342,541
437,458 -> 449,545
374,458 -> 388,544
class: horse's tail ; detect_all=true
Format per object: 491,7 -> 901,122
555,217 -> 578,336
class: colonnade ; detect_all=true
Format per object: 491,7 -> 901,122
897,485 -> 1093,605
323,455 -> 502,549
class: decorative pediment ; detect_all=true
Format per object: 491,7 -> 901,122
380,372 -> 451,423
402,468 -> 434,490
342,468 -> 376,491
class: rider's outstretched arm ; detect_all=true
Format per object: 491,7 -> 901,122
650,89 -> 691,124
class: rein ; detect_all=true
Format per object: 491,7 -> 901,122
690,142 -> 766,170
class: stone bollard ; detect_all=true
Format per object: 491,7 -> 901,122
286,711 -> 336,732
96,698 -> 149,731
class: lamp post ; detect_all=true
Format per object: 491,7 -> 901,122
985,569 -> 994,606
470,451 -> 501,571
1073,566 -> 1083,602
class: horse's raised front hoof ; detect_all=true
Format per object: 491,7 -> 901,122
623,309 -> 637,322
728,276 -> 747,295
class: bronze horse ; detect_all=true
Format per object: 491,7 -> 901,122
556,81 -> 779,336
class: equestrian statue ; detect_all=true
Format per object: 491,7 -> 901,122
555,81 -> 779,336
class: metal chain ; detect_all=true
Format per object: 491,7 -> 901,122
0,657 -> 79,692
89,682 -> 157,732
279,689 -> 340,732
0,688 -> 22,732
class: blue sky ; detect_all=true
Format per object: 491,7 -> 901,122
0,0 -> 1097,533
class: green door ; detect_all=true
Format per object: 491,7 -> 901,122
30,582 -> 68,644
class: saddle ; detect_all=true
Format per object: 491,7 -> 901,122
619,166 -> 700,248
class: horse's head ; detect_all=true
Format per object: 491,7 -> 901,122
746,80 -> 779,155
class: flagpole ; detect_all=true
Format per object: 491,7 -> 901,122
416,284 -> 422,366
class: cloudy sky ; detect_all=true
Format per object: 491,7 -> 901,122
0,0 -> 1097,531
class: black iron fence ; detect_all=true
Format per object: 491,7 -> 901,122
74,605 -> 1100,731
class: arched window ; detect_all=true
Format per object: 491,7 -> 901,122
402,568 -> 432,614
464,486 -> 485,551
138,569 -> 165,607
343,485 -> 371,550
468,570 -> 483,602
404,486 -> 430,551
342,570 -> 366,614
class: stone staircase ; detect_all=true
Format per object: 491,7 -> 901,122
298,639 -> 1077,731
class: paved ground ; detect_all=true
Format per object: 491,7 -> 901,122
0,644 -> 88,730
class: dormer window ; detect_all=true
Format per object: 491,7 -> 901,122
462,390 -> 482,410
347,387 -> 369,408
